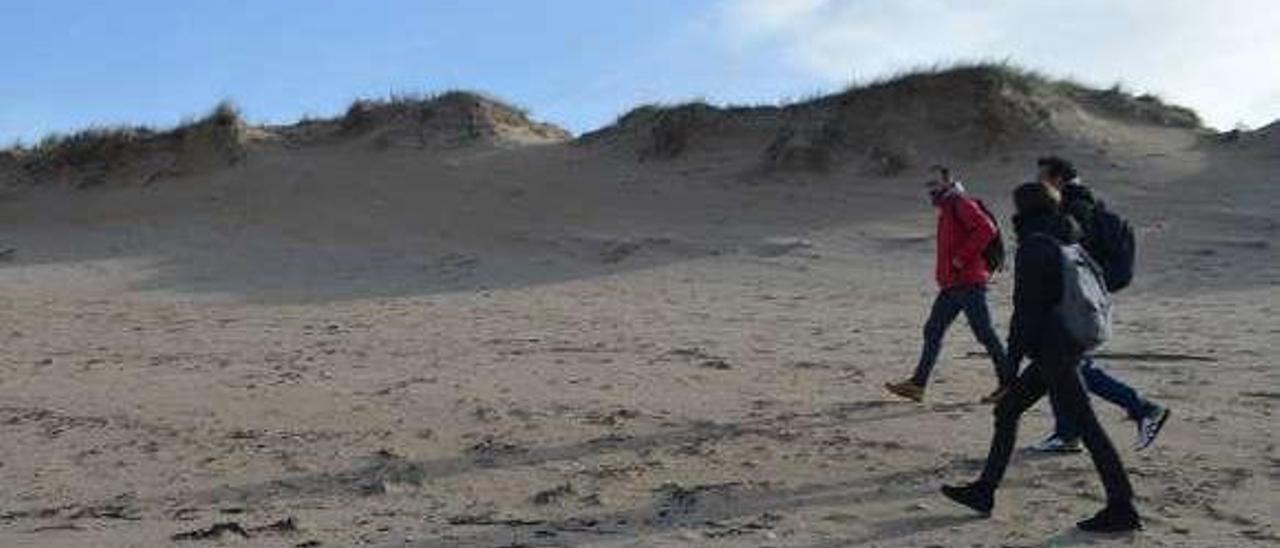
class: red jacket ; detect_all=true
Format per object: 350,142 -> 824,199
935,192 -> 997,289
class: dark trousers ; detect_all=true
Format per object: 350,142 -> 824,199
911,286 -> 1011,386
977,348 -> 1134,505
1053,356 -> 1156,441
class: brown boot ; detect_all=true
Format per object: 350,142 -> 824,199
884,379 -> 925,402
980,385 -> 1009,404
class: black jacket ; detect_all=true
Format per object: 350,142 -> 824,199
1006,211 -> 1084,367
1061,181 -> 1104,255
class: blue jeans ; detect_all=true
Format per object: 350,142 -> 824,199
911,286 -> 1011,387
1053,356 -> 1156,441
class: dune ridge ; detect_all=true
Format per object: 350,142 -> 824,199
2,64 -> 1225,191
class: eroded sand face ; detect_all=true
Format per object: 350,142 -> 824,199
0,127 -> 1276,547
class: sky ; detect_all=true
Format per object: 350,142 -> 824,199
2,0 -> 1277,144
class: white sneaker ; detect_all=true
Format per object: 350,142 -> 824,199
1135,405 -> 1170,451
1028,434 -> 1083,454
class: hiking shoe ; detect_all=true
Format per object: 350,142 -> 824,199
980,385 -> 1008,404
1077,503 -> 1142,533
941,483 -> 993,517
884,380 -> 924,402
1135,405 -> 1170,451
1028,433 -> 1083,454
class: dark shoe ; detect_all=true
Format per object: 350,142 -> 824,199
980,385 -> 1008,404
941,483 -> 993,517
884,379 -> 925,402
1135,405 -> 1170,451
1077,503 -> 1142,533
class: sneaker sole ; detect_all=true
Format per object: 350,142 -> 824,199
1136,408 -> 1171,451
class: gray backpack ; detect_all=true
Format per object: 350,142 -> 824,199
1042,235 -> 1113,350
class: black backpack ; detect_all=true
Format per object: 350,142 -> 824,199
1088,203 -> 1136,292
955,197 -> 1007,273
1063,185 -> 1136,292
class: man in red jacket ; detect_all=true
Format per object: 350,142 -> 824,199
886,167 -> 1010,403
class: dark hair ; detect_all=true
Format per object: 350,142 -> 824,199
929,163 -> 951,181
1037,156 -> 1077,182
1013,182 -> 1060,216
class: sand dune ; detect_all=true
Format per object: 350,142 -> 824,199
0,65 -> 1276,547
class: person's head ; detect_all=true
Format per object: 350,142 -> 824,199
1013,181 -> 1061,217
1036,156 -> 1077,189
924,164 -> 955,204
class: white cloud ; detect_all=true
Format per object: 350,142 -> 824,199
719,0 -> 1280,129
724,0 -> 827,39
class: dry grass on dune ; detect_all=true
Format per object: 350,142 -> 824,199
4,101 -> 247,189
333,90 -> 571,148
0,91 -> 568,190
823,62 -> 1200,129
584,62 -> 1203,176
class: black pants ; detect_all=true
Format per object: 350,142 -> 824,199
977,347 -> 1134,504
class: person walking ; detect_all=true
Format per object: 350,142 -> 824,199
941,182 -> 1142,532
885,166 -> 1010,403
1030,156 -> 1170,453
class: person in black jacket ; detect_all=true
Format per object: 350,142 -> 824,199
940,182 -> 1141,533
1028,156 -> 1170,453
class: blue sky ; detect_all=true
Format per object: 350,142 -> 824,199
2,1 -> 1277,144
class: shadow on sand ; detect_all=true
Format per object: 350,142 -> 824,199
180,400 -> 947,508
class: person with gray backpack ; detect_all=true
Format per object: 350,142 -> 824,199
940,182 -> 1141,533
1030,156 -> 1170,454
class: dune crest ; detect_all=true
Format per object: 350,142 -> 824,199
1,92 -> 570,190
583,64 -> 1203,174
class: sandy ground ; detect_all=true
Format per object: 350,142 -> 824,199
0,128 -> 1276,547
